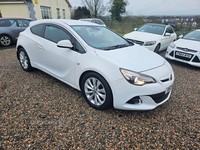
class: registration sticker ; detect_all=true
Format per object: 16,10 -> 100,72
165,86 -> 172,94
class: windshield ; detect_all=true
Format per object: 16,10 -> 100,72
137,24 -> 165,35
72,26 -> 133,50
183,30 -> 200,42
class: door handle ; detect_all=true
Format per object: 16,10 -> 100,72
38,45 -> 44,50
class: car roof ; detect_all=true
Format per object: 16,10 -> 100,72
79,18 -> 102,21
0,18 -> 32,20
30,19 -> 99,27
145,23 -> 167,27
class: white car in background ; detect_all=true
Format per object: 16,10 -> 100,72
79,18 -> 106,27
124,23 -> 177,53
16,19 -> 174,110
165,29 -> 200,67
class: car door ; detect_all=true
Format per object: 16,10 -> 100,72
36,24 -> 78,85
161,26 -> 176,49
0,19 -> 18,41
16,19 -> 31,34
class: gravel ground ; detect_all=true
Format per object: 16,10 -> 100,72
0,48 -> 199,149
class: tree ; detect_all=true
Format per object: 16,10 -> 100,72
195,17 -> 200,27
109,0 -> 128,22
81,0 -> 106,18
73,6 -> 90,19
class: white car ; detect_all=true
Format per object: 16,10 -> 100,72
124,23 -> 177,53
16,19 -> 174,110
165,29 -> 200,67
79,18 -> 106,27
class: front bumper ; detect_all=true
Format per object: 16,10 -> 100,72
111,62 -> 174,110
126,38 -> 157,52
165,46 -> 200,67
143,44 -> 157,52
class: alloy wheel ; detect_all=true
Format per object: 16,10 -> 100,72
84,77 -> 106,106
19,51 -> 29,69
0,36 -> 11,46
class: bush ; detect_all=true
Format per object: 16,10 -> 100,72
102,16 -> 145,35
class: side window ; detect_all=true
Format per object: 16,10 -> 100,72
91,20 -> 95,23
95,20 -> 101,25
44,25 -> 70,43
0,20 -> 14,27
31,24 -> 44,37
166,27 -> 174,34
99,20 -> 104,25
17,20 -> 31,27
75,40 -> 85,53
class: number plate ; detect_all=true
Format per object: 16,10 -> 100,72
165,86 -> 172,94
175,51 -> 192,58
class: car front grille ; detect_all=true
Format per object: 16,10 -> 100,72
192,56 -> 200,63
177,47 -> 198,53
149,91 -> 170,104
127,39 -> 144,46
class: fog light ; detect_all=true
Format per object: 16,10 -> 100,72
127,96 -> 142,104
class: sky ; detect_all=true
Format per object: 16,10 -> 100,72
68,0 -> 200,16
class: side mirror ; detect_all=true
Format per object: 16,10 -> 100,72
134,28 -> 137,31
179,34 -> 183,39
165,33 -> 171,36
57,40 -> 73,48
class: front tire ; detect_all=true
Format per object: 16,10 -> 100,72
81,72 -> 113,110
0,35 -> 12,46
18,48 -> 33,72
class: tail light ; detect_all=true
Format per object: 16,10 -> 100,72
18,33 -> 20,37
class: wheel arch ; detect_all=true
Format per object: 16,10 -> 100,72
16,45 -> 25,60
0,33 -> 13,40
79,70 -> 113,100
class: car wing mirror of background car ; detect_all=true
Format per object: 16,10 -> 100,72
165,33 -> 171,36
179,34 -> 183,39
57,40 -> 73,49
134,28 -> 137,31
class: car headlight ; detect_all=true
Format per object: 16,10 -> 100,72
169,42 -> 176,48
144,41 -> 156,46
120,69 -> 156,86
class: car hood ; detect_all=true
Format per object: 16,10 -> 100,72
124,31 -> 161,41
95,45 -> 165,72
124,31 -> 162,41
174,39 -> 200,51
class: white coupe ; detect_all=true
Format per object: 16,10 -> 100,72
16,19 -> 174,110
165,29 -> 200,67
124,23 -> 177,53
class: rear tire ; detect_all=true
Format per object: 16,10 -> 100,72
81,72 -> 113,110
18,48 -> 33,72
0,35 -> 12,46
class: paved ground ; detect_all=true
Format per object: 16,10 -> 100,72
0,47 -> 199,149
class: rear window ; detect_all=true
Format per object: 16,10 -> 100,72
0,20 -> 14,27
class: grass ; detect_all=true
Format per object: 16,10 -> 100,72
102,17 -> 197,36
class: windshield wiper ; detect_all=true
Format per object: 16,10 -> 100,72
104,44 -> 131,50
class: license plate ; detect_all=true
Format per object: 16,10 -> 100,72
165,86 -> 172,94
175,51 -> 192,58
